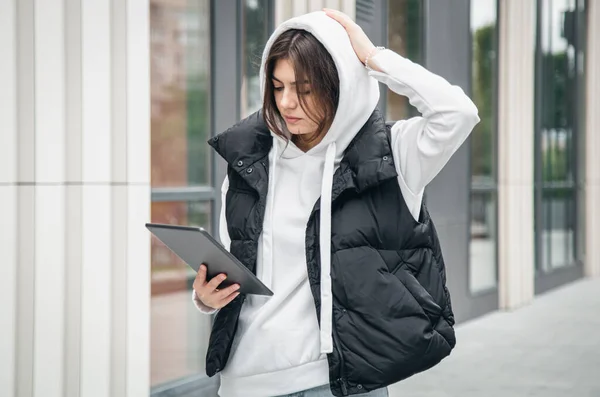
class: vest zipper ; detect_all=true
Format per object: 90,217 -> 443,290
331,322 -> 349,396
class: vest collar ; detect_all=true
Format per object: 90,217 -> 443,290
208,109 -> 398,196
208,111 -> 273,169
337,108 -> 397,194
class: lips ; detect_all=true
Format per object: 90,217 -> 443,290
284,116 -> 302,124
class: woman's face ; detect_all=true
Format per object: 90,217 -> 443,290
272,58 -> 320,137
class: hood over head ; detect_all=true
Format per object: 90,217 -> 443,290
259,11 -> 380,161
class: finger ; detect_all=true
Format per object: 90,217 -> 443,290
323,8 -> 344,23
206,273 -> 227,291
217,291 -> 240,309
193,265 -> 207,292
216,283 -> 240,300
323,8 -> 354,27
197,264 -> 208,283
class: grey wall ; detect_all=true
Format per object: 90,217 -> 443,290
211,0 -> 242,239
355,0 -> 389,110
423,0 -> 499,322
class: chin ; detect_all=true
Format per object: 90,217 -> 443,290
285,124 -> 308,135
288,129 -> 311,136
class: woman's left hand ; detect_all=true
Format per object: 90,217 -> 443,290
323,8 -> 379,65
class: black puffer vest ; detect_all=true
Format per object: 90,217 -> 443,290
205,109 -> 456,396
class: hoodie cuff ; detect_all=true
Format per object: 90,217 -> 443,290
192,289 -> 219,315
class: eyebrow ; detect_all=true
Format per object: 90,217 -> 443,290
272,76 -> 309,86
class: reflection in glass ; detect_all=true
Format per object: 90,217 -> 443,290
242,0 -> 270,117
540,190 -> 575,271
470,191 -> 497,292
150,200 -> 212,387
150,0 -> 211,187
149,0 -> 214,390
535,0 -> 585,271
386,0 -> 424,121
469,0 -> 498,294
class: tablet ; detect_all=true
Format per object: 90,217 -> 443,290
146,223 -> 273,296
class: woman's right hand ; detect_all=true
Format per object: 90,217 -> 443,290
193,265 -> 240,310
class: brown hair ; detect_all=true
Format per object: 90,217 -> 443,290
262,29 -> 339,144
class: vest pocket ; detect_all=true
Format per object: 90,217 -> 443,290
333,248 -> 452,387
335,248 -> 425,320
394,267 -> 442,323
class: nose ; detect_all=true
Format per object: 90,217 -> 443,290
279,88 -> 297,110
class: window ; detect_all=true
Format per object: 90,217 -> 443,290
149,0 -> 215,391
534,0 -> 586,272
241,0 -> 272,117
386,0 -> 425,121
150,1 -> 274,394
150,3 -> 211,188
469,0 -> 498,294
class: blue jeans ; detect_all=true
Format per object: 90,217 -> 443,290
276,384 -> 389,397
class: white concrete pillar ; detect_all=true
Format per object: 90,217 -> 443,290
293,0 -> 309,16
0,0 -> 18,395
33,1 -> 67,396
124,0 -> 151,395
585,0 -> 600,278
276,0 -> 355,26
15,1 -> 37,396
0,0 -> 151,396
64,0 -> 83,394
497,0 -> 536,309
80,0 -> 113,394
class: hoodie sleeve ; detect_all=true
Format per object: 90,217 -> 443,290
217,175 -> 232,251
368,49 -> 480,219
191,289 -> 218,314
191,176 -> 231,314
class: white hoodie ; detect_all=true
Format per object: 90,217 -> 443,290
193,11 -> 480,397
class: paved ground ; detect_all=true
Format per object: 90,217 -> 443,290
389,278 -> 600,397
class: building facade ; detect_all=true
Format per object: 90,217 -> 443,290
1,0 -> 599,396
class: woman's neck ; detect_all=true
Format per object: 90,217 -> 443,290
293,135 -> 320,152
291,123 -> 331,152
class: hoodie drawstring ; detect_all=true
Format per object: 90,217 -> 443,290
263,142 -> 279,290
319,142 -> 336,354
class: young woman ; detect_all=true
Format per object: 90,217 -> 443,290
192,9 -> 479,397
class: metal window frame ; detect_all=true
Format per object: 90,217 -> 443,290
151,186 -> 217,203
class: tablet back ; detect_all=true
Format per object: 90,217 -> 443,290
146,223 -> 273,296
